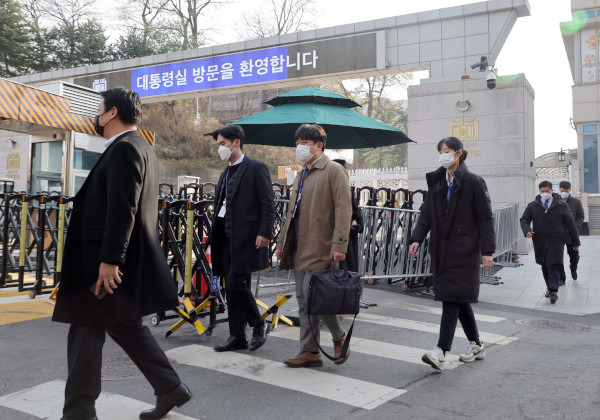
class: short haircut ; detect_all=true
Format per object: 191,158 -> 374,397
332,159 -> 347,168
294,124 -> 327,151
559,181 -> 571,190
539,180 -> 553,190
211,124 -> 245,150
437,137 -> 467,162
100,88 -> 142,125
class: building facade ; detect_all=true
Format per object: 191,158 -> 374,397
562,0 -> 600,232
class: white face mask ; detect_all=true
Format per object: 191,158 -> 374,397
438,151 -> 457,169
296,144 -> 314,163
218,143 -> 235,161
540,192 -> 552,200
560,192 -> 570,200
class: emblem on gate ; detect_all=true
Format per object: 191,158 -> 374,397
450,117 -> 480,157
92,78 -> 108,92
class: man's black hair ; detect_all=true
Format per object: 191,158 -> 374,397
100,87 -> 142,125
559,181 -> 572,190
539,180 -> 553,190
294,124 -> 327,151
437,137 -> 467,162
211,124 -> 245,150
332,159 -> 347,168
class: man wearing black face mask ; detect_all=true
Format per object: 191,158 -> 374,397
520,181 -> 580,304
53,88 -> 191,419
208,124 -> 275,353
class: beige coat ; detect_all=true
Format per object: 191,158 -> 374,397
277,155 -> 352,272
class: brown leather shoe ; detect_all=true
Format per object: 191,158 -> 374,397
284,351 -> 323,368
333,332 -> 350,365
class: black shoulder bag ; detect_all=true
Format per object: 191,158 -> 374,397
307,260 -> 362,362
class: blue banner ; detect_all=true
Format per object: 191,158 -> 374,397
131,46 -> 314,97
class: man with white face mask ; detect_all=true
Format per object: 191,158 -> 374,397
520,181 -> 580,304
558,181 -> 584,282
276,124 -> 352,368
209,124 -> 275,352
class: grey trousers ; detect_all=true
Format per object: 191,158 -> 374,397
295,270 -> 345,353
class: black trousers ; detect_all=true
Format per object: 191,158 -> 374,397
541,252 -> 562,292
63,318 -> 181,419
222,238 -> 263,338
437,302 -> 480,352
559,244 -> 580,281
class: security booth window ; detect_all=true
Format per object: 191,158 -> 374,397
74,149 -> 100,171
31,141 -> 63,193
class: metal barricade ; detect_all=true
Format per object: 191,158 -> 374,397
480,202 -> 521,285
358,205 -> 432,288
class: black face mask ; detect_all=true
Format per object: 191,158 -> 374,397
93,114 -> 104,137
94,110 -> 110,137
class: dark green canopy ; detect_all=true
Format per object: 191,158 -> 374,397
232,88 -> 413,149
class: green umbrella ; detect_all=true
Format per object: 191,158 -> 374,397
231,87 -> 413,149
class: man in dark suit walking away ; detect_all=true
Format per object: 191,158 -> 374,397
210,125 -> 275,353
52,88 -> 191,420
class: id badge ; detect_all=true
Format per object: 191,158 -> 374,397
218,200 -> 226,218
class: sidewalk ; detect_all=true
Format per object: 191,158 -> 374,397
479,235 -> 600,315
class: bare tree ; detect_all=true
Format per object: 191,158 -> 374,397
38,0 -> 95,27
167,0 -> 224,49
243,0 -> 317,40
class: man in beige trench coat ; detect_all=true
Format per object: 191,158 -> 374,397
275,124 -> 352,368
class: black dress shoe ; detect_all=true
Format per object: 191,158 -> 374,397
214,336 -> 248,352
139,383 -> 192,419
570,265 -> 578,280
249,322 -> 269,351
61,417 -> 97,420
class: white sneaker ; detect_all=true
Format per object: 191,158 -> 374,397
422,347 -> 445,371
459,341 -> 485,362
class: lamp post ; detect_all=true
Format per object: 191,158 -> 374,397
558,148 -> 566,162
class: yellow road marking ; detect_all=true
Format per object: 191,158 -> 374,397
0,301 -> 54,325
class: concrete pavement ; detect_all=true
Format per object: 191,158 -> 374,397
479,235 -> 600,315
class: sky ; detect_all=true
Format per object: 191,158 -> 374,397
98,0 -> 576,157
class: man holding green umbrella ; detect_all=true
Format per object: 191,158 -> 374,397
276,124 -> 352,367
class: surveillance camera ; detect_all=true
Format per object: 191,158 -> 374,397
486,70 -> 497,89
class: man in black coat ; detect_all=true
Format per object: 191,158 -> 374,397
52,88 -> 191,420
209,124 -> 275,352
558,181 -> 584,281
520,180 -> 580,304
332,159 -> 364,272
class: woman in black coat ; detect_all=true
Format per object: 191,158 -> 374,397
409,137 -> 495,371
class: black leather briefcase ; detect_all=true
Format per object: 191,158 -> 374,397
308,261 -> 362,316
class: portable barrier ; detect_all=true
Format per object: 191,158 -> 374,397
358,205 -> 432,288
479,202 -> 522,285
0,192 -> 71,297
0,183 -> 519,309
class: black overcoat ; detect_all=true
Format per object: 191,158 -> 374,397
210,156 -> 275,276
563,195 -> 584,243
520,193 -> 580,265
409,163 -> 495,303
52,131 -> 178,325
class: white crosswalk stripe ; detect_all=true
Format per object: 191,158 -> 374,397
0,380 -> 196,420
166,345 -> 406,409
0,309 -> 519,418
269,325 -> 463,369
384,302 -> 506,323
355,313 -> 518,345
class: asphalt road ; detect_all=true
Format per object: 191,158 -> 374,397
1,286 -> 599,420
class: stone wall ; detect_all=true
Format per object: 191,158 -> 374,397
407,74 -> 535,252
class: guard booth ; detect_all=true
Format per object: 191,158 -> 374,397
0,78 -> 154,195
